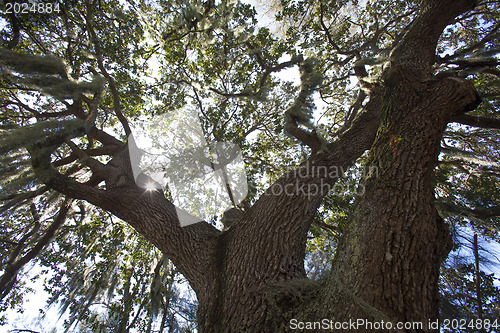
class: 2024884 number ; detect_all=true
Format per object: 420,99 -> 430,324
5,2 -> 60,14
442,318 -> 499,331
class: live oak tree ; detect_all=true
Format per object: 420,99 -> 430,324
0,0 -> 499,332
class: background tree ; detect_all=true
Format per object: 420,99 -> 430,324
439,233 -> 500,333
0,0 -> 499,332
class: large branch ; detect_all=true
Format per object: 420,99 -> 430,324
333,63 -> 371,136
390,0 -> 478,73
245,43 -> 304,91
437,202 -> 500,220
284,59 -> 325,152
28,130 -> 219,295
52,145 -> 121,168
441,22 -> 500,62
452,114 -> 500,130
441,147 -> 500,167
224,90 -> 382,286
6,12 -> 20,49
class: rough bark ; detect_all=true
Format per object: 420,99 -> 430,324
329,73 -> 479,331
327,1 -> 481,332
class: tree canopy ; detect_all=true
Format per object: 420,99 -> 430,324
0,0 -> 499,332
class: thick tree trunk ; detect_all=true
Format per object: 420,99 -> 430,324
329,72 -> 479,332
193,77 -> 478,333
324,0 -> 480,330
195,88 -> 384,333
196,2 -> 480,332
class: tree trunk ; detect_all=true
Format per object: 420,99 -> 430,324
116,268 -> 134,333
198,3 -> 479,333
328,72 -> 478,332
194,69 -> 479,333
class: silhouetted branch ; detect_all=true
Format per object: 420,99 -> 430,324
0,199 -> 71,302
